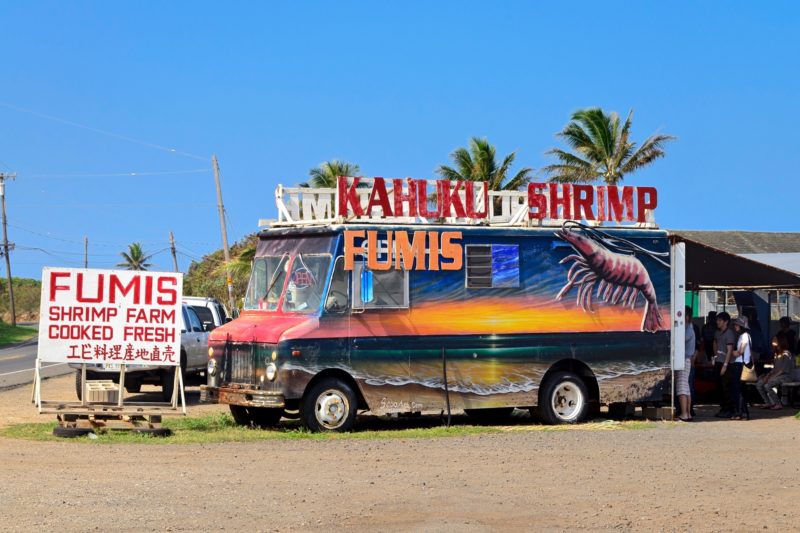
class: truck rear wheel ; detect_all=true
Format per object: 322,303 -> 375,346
302,377 -> 357,432
229,405 -> 283,428
538,371 -> 588,425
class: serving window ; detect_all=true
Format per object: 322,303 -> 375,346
466,244 -> 520,289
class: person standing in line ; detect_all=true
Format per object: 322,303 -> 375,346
676,306 -> 696,421
755,336 -> 796,409
726,316 -> 751,420
713,312 -> 736,418
776,317 -> 797,356
701,311 -> 717,362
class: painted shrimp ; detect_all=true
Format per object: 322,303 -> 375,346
554,223 -> 664,333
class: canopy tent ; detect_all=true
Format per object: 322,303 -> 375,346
669,233 -> 800,290
740,253 -> 800,276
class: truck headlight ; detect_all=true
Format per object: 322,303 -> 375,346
265,363 -> 277,381
207,359 -> 217,376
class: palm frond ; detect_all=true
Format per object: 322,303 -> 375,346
620,133 -> 676,175
436,165 -> 465,181
502,167 -> 533,190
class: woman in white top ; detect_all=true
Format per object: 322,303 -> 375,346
729,316 -> 752,420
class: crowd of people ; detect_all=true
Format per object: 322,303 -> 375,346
674,310 -> 798,422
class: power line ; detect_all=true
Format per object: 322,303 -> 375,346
8,223 -> 161,247
0,101 -> 209,161
22,168 -> 211,179
10,202 -> 215,209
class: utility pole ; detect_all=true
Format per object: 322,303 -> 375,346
169,231 -> 179,272
212,155 -> 235,312
84,236 -> 88,268
0,173 -> 17,327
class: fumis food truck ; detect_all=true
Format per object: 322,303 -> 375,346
201,177 -> 686,431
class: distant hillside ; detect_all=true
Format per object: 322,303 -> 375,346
0,277 -> 43,323
184,234 -> 258,308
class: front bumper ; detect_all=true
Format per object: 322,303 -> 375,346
200,385 -> 285,408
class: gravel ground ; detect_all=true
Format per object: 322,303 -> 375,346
1,374 -> 799,532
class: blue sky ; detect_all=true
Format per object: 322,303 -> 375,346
0,2 -> 798,278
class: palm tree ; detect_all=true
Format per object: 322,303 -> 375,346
117,242 -> 153,271
436,137 -> 532,191
213,245 -> 255,281
544,108 -> 675,185
300,160 -> 361,188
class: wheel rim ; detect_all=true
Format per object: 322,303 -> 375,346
550,380 -> 584,421
315,389 -> 349,429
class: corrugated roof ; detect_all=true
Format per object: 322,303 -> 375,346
669,231 -> 800,254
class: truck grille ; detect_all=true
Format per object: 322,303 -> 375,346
223,343 -> 258,385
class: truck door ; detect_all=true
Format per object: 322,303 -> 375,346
184,306 -> 208,370
350,263 -> 414,414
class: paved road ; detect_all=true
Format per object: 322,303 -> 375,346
0,337 -> 72,390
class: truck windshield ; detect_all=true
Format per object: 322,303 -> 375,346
245,254 -> 290,311
282,254 -> 332,314
244,253 -> 332,313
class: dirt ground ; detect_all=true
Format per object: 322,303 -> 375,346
1,375 -> 799,532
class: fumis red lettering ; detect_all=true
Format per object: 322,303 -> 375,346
109,274 -> 140,304
76,273 -> 103,303
49,271 -> 71,302
156,276 -> 178,305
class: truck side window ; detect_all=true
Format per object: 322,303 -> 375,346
186,307 -> 205,333
466,244 -> 520,288
353,263 -> 409,309
324,257 -> 348,314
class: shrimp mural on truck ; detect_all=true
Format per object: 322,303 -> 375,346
201,177 -> 683,432
555,221 -> 666,332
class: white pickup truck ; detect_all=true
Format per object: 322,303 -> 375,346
73,303 -> 209,401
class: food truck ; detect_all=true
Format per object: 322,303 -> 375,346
201,177 -> 686,431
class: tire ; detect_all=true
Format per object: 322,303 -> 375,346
302,377 -> 358,432
229,405 -> 283,428
538,371 -> 589,425
161,352 -> 187,402
282,409 -> 301,420
464,407 -> 515,422
53,426 -> 94,438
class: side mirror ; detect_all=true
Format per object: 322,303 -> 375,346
360,270 -> 374,304
204,324 -> 214,332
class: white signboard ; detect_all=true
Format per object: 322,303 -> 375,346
38,268 -> 183,366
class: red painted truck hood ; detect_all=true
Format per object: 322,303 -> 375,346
208,311 -> 318,345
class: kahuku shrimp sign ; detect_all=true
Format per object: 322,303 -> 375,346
336,176 -> 658,223
38,268 -> 183,366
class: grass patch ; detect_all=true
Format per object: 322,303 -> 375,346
0,413 -> 661,444
0,322 -> 37,346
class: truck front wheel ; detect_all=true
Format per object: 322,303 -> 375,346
302,377 -> 357,432
538,371 -> 589,425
